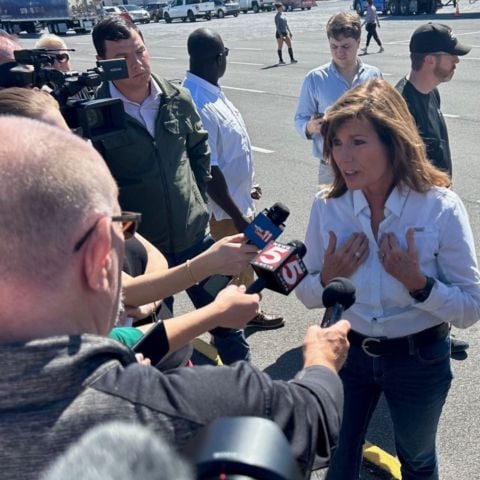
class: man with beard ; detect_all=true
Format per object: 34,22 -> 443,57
396,23 -> 471,355
396,23 -> 471,177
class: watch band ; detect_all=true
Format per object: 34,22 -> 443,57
409,276 -> 435,302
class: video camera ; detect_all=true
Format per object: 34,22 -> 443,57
186,417 -> 303,480
2,48 -> 128,142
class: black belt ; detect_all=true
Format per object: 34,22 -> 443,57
348,323 -> 450,358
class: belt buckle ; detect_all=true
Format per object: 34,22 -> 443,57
361,337 -> 381,357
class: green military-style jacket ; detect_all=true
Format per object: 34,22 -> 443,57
94,75 -> 211,254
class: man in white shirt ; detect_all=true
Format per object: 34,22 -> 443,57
294,12 -> 382,183
183,28 -> 284,329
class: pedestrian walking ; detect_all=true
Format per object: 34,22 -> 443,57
361,0 -> 383,54
274,3 -> 297,65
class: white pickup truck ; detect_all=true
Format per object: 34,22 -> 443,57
163,0 -> 214,22
238,0 -> 274,13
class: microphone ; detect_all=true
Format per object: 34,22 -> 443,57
246,240 -> 308,295
243,202 -> 290,248
320,277 -> 356,328
203,202 -> 290,298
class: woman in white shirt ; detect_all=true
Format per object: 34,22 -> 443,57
296,79 -> 480,480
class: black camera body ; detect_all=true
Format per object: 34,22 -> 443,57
3,49 -> 129,142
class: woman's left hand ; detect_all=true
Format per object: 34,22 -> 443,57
379,229 -> 427,291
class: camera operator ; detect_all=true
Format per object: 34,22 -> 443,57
0,115 -> 349,479
34,33 -> 91,100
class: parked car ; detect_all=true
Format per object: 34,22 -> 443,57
118,4 -> 151,23
102,6 -> 133,22
146,2 -> 169,21
352,0 -> 440,15
163,0 -> 214,23
281,0 -> 314,10
238,0 -> 274,13
213,0 -> 240,17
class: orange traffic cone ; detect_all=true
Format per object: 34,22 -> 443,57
454,1 -> 460,16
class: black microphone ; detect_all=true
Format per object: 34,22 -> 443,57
203,203 -> 290,298
246,240 -> 308,295
320,277 -> 356,328
243,202 -> 290,248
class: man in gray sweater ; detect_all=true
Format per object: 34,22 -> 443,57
0,116 -> 350,479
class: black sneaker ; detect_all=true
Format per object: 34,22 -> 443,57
290,59 -> 298,64
247,312 -> 285,329
278,60 -> 286,65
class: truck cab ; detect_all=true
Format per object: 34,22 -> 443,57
352,0 -> 440,16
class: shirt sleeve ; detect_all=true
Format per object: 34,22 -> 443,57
295,74 -> 322,140
183,92 -> 211,201
120,361 -> 344,474
413,194 -> 480,328
197,107 -> 220,168
295,195 -> 327,309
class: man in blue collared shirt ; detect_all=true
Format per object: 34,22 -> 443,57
294,12 -> 382,183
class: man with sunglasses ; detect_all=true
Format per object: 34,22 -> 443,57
92,18 -> 252,364
0,116 -> 349,480
183,28 -> 284,330
396,23 -> 471,355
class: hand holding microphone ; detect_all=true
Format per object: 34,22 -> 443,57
321,277 -> 356,328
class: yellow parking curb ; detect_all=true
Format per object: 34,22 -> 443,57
363,441 -> 402,479
192,338 -> 224,365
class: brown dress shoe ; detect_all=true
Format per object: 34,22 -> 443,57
247,311 -> 285,329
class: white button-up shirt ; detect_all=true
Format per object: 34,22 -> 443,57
109,78 -> 162,137
294,61 -> 383,161
183,72 -> 255,220
295,186 -> 480,337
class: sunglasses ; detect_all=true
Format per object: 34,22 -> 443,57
54,53 -> 70,64
74,211 -> 142,252
218,47 -> 229,58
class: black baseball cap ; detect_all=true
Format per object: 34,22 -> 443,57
409,23 -> 471,56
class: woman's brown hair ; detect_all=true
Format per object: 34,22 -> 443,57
321,79 -> 450,198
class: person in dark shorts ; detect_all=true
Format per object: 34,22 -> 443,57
274,3 -> 297,65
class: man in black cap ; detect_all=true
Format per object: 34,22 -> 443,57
396,22 -> 471,355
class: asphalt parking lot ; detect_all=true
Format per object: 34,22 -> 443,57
17,2 -> 480,477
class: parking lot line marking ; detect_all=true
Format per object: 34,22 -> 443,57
252,146 -> 274,154
229,61 -> 265,66
232,47 -> 263,51
150,56 -> 176,60
223,85 -> 265,93
444,114 -> 460,118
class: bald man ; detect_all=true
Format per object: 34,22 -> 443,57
0,116 -> 349,479
183,28 -> 284,329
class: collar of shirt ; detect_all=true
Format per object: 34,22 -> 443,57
328,59 -> 365,86
352,186 -> 409,218
184,71 -> 222,98
109,78 -> 162,137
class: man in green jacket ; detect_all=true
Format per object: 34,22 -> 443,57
92,17 -> 250,364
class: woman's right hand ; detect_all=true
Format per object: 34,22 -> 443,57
201,234 -> 259,277
320,231 -> 369,286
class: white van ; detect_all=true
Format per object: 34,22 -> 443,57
163,0 -> 214,22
